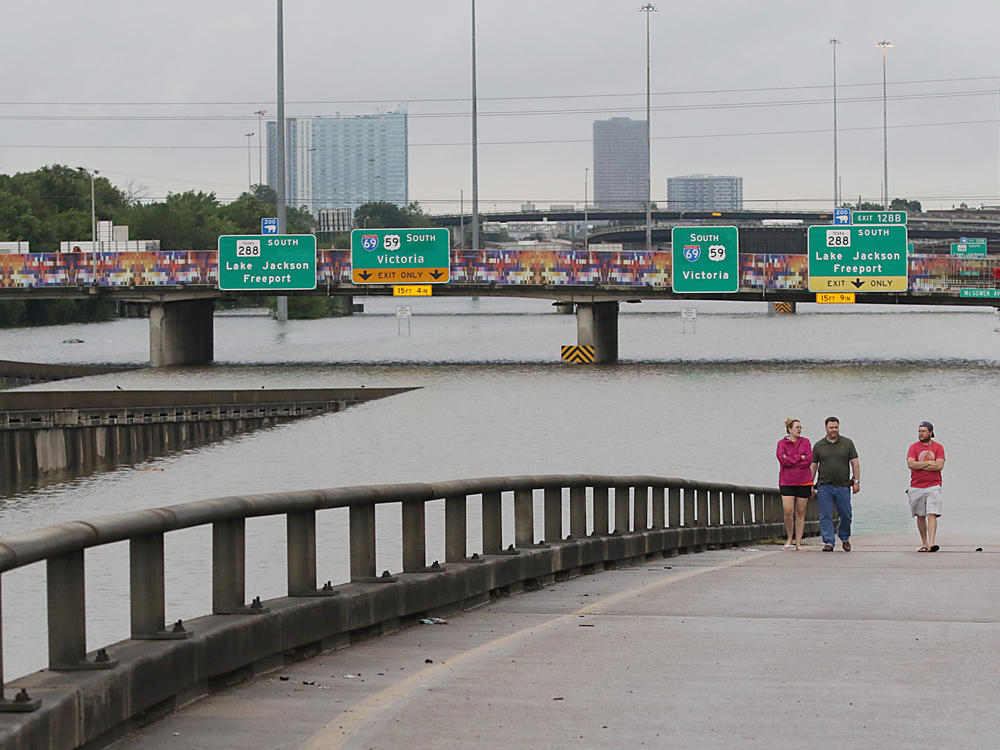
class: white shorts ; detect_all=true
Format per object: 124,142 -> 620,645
907,486 -> 942,517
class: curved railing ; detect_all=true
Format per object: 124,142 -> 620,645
0,474 -> 810,747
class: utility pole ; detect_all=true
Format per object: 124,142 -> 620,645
877,40 -> 892,210
830,38 -> 841,209
639,4 -> 657,253
275,0 -> 288,321
471,0 -> 480,252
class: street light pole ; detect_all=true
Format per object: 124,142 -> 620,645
90,170 -> 97,282
584,167 -> 589,252
253,109 -> 267,188
877,40 -> 892,210
830,38 -> 841,209
275,0 -> 288,321
471,0 -> 479,253
639,4 -> 656,254
245,132 -> 255,192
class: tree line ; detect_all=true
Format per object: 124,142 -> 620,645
0,165 -> 320,251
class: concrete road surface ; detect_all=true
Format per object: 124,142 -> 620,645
113,534 -> 1000,750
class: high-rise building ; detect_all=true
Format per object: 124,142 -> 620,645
267,111 -> 408,218
592,117 -> 648,210
667,174 -> 743,211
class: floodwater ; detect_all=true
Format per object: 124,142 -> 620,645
1,296 -> 999,679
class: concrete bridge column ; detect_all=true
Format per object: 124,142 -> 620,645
149,299 -> 215,367
576,302 -> 619,363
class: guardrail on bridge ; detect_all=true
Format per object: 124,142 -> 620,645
0,474 -> 813,748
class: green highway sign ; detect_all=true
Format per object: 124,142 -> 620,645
351,228 -> 451,284
851,210 -> 907,225
951,240 -> 987,256
960,288 -> 1000,298
218,235 -> 317,291
807,224 -> 908,292
671,226 -> 739,293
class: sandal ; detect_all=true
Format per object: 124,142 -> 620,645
929,545 -> 940,552
917,546 -> 929,552
783,544 -> 794,550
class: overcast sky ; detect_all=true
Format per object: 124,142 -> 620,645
3,1 -> 999,212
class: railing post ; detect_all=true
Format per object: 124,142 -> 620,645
287,511 -> 317,595
652,485 -> 666,528
47,550 -> 114,670
766,493 -> 781,523
592,485 -> 610,535
754,491 -> 764,524
723,490 -> 735,525
350,504 -> 377,580
696,488 -> 709,526
569,486 -> 587,538
402,498 -> 426,572
708,490 -> 722,526
130,533 -> 167,637
683,486 -> 696,526
47,550 -> 85,669
543,486 -> 562,542
445,495 -> 467,562
213,519 -> 254,613
668,486 -> 682,527
735,492 -> 753,524
613,485 -> 629,534
482,491 -> 502,554
633,485 -> 649,530
514,488 -> 534,547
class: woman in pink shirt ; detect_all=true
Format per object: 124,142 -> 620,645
776,418 -> 813,549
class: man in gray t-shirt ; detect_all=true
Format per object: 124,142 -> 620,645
810,416 -> 861,552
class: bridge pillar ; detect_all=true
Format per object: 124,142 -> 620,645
768,301 -> 796,315
149,299 -> 214,367
576,302 -> 619,363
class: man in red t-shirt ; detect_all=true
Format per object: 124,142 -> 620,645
906,421 -> 945,552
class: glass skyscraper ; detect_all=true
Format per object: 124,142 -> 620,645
267,111 -> 408,217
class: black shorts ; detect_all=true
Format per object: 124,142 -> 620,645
780,485 -> 813,498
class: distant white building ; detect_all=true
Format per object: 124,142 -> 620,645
61,221 -> 160,252
317,207 -> 354,233
667,174 -> 743,211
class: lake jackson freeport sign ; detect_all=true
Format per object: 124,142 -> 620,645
807,211 -> 908,292
218,235 -> 317,291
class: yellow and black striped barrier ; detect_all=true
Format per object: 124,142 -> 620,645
772,301 -> 794,314
561,345 -> 596,364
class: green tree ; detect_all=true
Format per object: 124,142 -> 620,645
128,191 -> 238,251
890,198 -> 922,213
354,201 -> 432,229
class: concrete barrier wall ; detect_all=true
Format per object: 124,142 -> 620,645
0,520 -> 795,750
0,388 -> 415,489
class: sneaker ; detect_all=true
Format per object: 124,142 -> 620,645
822,544 -> 834,551
842,540 -> 851,552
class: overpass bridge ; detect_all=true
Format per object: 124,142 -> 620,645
2,249 -> 998,365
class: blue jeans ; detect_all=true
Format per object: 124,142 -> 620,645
817,484 -> 852,546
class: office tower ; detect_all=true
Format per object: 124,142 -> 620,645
592,117 -> 648,210
667,174 -> 743,211
267,111 -> 408,217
